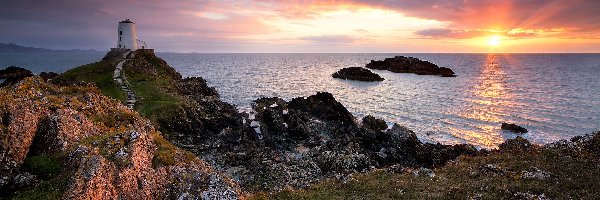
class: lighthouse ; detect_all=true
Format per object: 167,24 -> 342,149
117,19 -> 138,50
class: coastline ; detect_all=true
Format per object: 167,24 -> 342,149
1,50 -> 599,199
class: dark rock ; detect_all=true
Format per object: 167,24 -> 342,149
332,67 -> 384,82
498,136 -> 533,153
362,115 -> 387,131
365,56 -> 456,77
177,77 -> 219,98
0,66 -> 33,87
39,72 -> 59,81
501,123 -> 528,134
288,92 -> 355,125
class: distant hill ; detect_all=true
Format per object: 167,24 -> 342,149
0,43 -> 100,53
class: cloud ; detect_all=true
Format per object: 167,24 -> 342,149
298,35 -> 357,43
0,0 -> 598,52
415,28 -> 542,39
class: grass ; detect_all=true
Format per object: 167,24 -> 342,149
12,173 -> 70,200
151,131 -> 197,167
90,109 -> 137,129
121,54 -> 183,122
251,149 -> 600,199
12,155 -> 67,200
21,155 -> 61,179
52,59 -> 126,102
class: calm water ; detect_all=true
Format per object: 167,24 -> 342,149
159,53 -> 600,149
0,52 -> 105,73
3,52 -> 599,149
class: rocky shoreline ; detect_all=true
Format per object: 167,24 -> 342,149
1,50 -> 598,199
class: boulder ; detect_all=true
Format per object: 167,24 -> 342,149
332,67 -> 384,82
501,123 -> 528,134
498,136 -> 533,153
365,56 -> 456,77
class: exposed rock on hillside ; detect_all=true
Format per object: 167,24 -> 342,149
366,56 -> 456,77
0,77 -> 239,199
332,67 -> 384,81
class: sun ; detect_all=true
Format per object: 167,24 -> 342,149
487,35 -> 502,46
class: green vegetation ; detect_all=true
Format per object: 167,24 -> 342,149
22,155 -> 60,179
13,173 -> 70,200
90,110 -> 137,129
151,131 -> 197,167
14,155 -> 67,200
122,54 -> 182,121
52,59 -> 126,102
252,149 -> 600,199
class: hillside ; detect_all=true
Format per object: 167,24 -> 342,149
0,77 -> 239,199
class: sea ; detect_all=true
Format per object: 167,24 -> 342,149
2,52 -> 599,149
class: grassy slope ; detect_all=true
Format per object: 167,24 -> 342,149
52,51 -> 183,122
121,55 -> 183,121
252,148 -> 600,199
52,59 -> 126,102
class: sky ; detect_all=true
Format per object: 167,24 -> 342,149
1,0 -> 599,53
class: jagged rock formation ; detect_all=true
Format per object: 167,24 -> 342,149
332,67 -> 384,81
167,91 -> 479,191
0,66 -> 33,87
0,77 -> 240,199
366,56 -> 456,77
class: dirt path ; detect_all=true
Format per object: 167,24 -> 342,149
113,51 -> 136,109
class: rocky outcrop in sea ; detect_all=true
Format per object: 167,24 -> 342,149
332,67 -> 384,81
365,56 -> 456,77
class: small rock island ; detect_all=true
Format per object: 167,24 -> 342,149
366,56 -> 456,77
332,67 -> 384,82
501,123 -> 528,134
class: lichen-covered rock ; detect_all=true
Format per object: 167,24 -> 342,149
0,77 -> 240,199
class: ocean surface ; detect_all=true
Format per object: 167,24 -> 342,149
3,52 -> 599,149
0,52 -> 106,73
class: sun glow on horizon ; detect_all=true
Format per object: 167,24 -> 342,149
487,35 -> 502,47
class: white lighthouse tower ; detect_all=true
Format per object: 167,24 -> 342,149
117,19 -> 138,50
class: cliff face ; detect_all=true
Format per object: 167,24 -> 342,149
0,77 -> 239,199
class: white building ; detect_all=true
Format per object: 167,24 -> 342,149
117,19 -> 138,50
